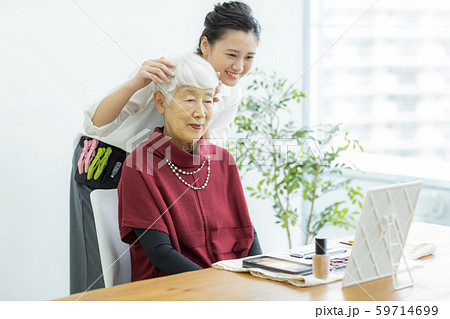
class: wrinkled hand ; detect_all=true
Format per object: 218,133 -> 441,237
128,57 -> 176,91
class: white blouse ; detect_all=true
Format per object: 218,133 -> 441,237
73,70 -> 242,152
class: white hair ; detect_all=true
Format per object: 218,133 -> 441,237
150,53 -> 219,103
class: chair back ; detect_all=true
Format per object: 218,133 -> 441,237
90,189 -> 131,287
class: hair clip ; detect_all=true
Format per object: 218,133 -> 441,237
87,147 -> 105,180
94,147 -> 112,180
84,139 -> 99,173
77,140 -> 92,174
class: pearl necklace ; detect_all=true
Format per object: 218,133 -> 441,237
165,156 -> 211,190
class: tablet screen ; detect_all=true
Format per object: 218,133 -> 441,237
243,256 -> 312,274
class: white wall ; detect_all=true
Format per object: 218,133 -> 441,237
0,0 -> 304,300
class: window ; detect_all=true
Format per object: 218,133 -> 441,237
306,0 -> 450,227
309,0 -> 450,163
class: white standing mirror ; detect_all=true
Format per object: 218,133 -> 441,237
342,181 -> 423,289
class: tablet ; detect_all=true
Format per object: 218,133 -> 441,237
242,256 -> 312,275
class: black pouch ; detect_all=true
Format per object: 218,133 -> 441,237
74,136 -> 128,189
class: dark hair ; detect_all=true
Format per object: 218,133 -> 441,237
196,1 -> 261,55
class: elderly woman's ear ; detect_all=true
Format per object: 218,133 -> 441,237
153,91 -> 166,114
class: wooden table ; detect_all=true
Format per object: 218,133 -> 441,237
57,223 -> 450,301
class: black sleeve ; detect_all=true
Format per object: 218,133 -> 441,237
248,227 -> 263,256
133,228 -> 202,275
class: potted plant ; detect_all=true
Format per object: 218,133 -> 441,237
233,69 -> 364,248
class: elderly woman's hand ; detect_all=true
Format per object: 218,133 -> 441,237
128,57 -> 176,91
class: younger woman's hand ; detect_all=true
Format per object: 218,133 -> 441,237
127,57 -> 176,91
213,72 -> 222,103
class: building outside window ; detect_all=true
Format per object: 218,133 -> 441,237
307,0 -> 450,227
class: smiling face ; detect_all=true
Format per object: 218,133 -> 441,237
154,86 -> 214,152
201,30 -> 258,87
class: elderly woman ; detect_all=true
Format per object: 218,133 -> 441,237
118,53 -> 262,281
